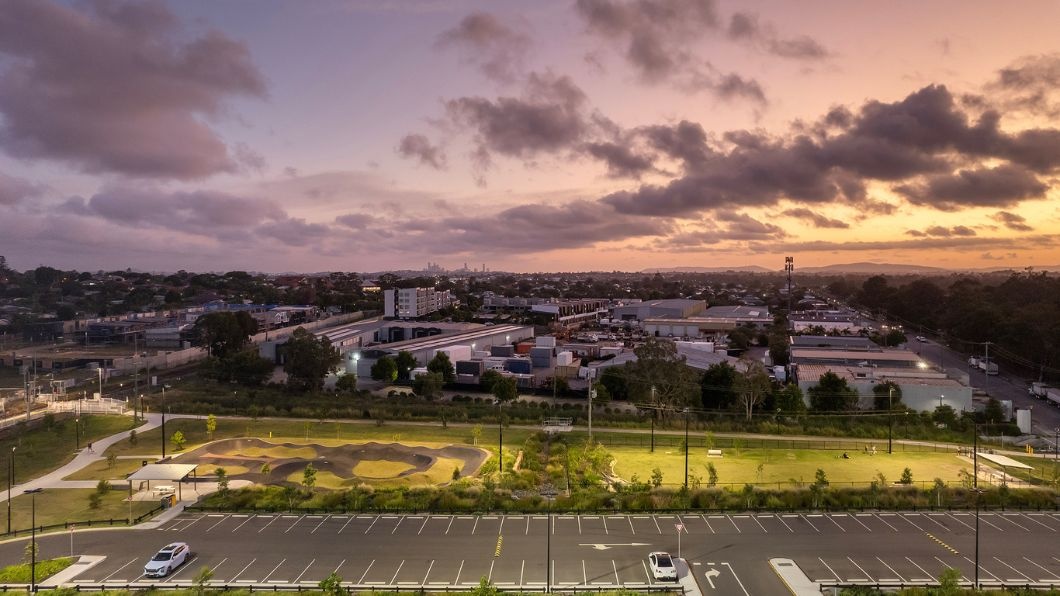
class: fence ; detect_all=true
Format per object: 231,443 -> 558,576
593,432 -> 956,453
0,504 -> 164,539
818,580 -> 1060,593
47,398 -> 128,415
29,583 -> 683,593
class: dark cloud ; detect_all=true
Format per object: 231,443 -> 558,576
0,171 -> 45,205
915,225 -> 977,237
75,186 -> 285,233
989,53 -> 1060,116
714,212 -> 786,240
582,142 -> 654,178
708,72 -> 767,105
896,164 -> 1047,210
0,0 -> 266,180
781,208 -> 849,229
436,12 -> 530,84
992,210 -> 1034,232
726,12 -> 830,60
256,218 -> 331,247
334,213 -> 380,229
397,134 -> 447,169
638,120 -> 713,172
445,72 -> 590,169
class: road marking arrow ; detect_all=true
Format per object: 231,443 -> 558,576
578,543 -> 651,550
704,568 -> 720,589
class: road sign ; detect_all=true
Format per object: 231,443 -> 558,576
675,523 -> 685,532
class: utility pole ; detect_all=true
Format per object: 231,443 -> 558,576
983,342 -> 992,395
888,386 -> 894,455
683,408 -> 690,490
132,337 -> 138,422
784,256 -> 794,315
161,386 -> 166,459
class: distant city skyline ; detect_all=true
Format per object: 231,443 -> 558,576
2,0 -> 1060,273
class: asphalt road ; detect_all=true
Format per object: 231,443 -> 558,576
4,510 -> 1059,594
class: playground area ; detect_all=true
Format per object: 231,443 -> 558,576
178,438 -> 490,488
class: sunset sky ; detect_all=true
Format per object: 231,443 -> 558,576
2,0 -> 1060,273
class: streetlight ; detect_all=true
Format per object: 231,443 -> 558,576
540,487 -> 557,593
160,385 -> 166,459
683,408 -> 690,490
97,367 -> 103,400
495,399 -> 503,482
75,417 -> 80,451
6,447 -> 14,533
25,488 -> 43,592
888,385 -> 894,455
973,487 -> 983,590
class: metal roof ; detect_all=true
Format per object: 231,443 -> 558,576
977,452 -> 1033,470
126,463 -> 198,482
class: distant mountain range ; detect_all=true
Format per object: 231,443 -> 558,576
643,262 -> 1060,275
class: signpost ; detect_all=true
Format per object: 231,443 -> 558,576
675,523 -> 685,560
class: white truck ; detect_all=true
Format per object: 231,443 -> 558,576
1030,382 -> 1052,399
1047,387 -> 1060,408
977,359 -> 999,375
968,356 -> 979,368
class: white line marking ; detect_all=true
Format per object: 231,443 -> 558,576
258,515 -> 280,533
962,556 -> 1000,581
364,515 -> 380,534
922,514 -> 950,532
472,516 -> 480,535
652,515 -> 662,534
333,559 -> 346,574
848,515 -> 872,532
582,560 -> 587,585
722,562 -> 750,595
905,556 -> 934,581
977,515 -> 1004,532
422,559 -> 435,585
489,559 -> 496,582
231,515 -> 255,533
750,515 -> 767,533
1019,513 -> 1056,532
526,516 -> 531,536
701,515 -> 715,534
847,557 -> 872,581
311,515 -> 331,534
391,515 -> 405,534
899,514 -> 925,532
578,515 -> 582,535
206,515 -> 230,532
996,514 -> 1030,532
283,515 -> 305,534
520,560 -> 525,586
499,516 -> 506,535
775,515 -> 793,533
231,558 -> 256,582
629,516 -> 636,535
944,513 -> 975,531
418,516 -> 430,535
877,557 -> 905,581
612,559 -> 620,584
262,558 -> 286,582
294,559 -> 315,583
102,558 -> 138,582
993,557 -> 1030,580
357,560 -> 375,584
800,514 -> 820,533
603,515 -> 609,535
818,557 -> 840,580
826,515 -> 847,533
389,560 -> 405,584
641,560 -> 653,585
454,560 -> 464,585
1022,557 -> 1060,579
727,515 -> 741,533
338,516 -> 355,534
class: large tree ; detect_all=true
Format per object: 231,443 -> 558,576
370,356 -> 398,382
394,351 -> 417,381
808,371 -> 860,412
427,352 -> 455,382
283,327 -> 341,391
700,362 -> 738,410
872,381 -> 903,411
734,360 -> 772,421
194,311 -> 258,359
491,376 -> 518,403
412,372 -> 444,399
625,338 -> 700,409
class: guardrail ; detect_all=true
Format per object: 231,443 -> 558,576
0,504 -> 164,538
818,579 -> 1060,592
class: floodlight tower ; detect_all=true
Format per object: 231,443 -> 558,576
784,256 -> 794,315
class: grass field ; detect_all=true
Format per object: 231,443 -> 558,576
5,488 -> 160,532
104,417 -> 528,459
0,558 -> 74,582
1,415 -> 136,485
63,458 -> 154,481
284,455 -> 466,489
352,460 -> 416,478
194,464 -> 250,476
611,446 -> 973,488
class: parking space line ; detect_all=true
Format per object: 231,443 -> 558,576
283,515 -> 305,534
961,556 -> 999,581
311,515 -> 331,534
905,556 -> 934,581
102,558 -> 138,582
874,514 -> 899,532
641,560 -> 653,585
997,514 -> 1029,532
603,516 -> 609,535
944,513 -> 975,531
472,517 -> 480,535
489,560 -> 496,582
231,515 -> 255,533
727,516 -> 741,533
612,560 -> 620,584
800,514 -> 820,533
628,517 -> 636,535
1019,513 -> 1057,532
231,558 -> 256,582
364,515 -> 380,534
993,557 -> 1030,581
295,559 -> 315,583
389,560 -> 405,585
877,557 -> 905,581
1022,557 -> 1060,579
775,515 -> 793,533
338,516 -> 355,534
205,514 -> 230,532
525,516 -> 531,535
582,560 -> 587,585
849,515 -> 872,532
722,562 -> 750,595
826,515 -> 847,533
651,515 -> 662,534
577,515 -> 582,535
922,514 -> 950,532
181,515 -> 206,530
700,515 -> 715,533
421,560 -> 435,584
977,515 -> 1004,532
818,557 -> 840,580
357,560 -> 375,584
750,515 -> 767,533
847,557 -> 872,581
391,515 -> 406,534
262,558 -> 286,582
900,514 -> 925,532
334,559 -> 346,575
417,516 -> 430,535
454,560 -> 464,585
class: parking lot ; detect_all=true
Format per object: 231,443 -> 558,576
13,510 -> 1059,594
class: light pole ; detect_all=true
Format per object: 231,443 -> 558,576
683,408 -> 690,490
888,386 -> 894,455
75,417 -> 80,451
541,487 -> 557,593
97,367 -> 103,400
496,400 -> 503,482
160,385 -> 166,459
7,446 -> 15,533
973,487 -> 983,590
26,487 -> 42,592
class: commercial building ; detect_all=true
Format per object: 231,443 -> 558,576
611,299 -> 705,321
350,324 -> 534,376
789,310 -> 865,333
383,287 -> 456,319
794,364 -> 973,412
530,299 -> 609,327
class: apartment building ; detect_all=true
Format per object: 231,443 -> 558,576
383,287 -> 456,319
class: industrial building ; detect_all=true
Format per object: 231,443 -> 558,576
350,324 -> 534,376
794,364 -> 973,412
789,310 -> 865,333
610,299 -> 705,321
383,287 -> 456,319
530,299 -> 609,327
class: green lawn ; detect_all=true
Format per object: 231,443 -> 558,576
0,558 -> 74,582
611,446 -> 972,488
63,458 -> 156,481
1,415 -> 135,485
1006,455 -> 1060,486
104,417 -> 531,459
5,488 -> 160,533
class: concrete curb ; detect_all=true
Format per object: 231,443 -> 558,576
769,557 -> 820,595
41,555 -> 105,588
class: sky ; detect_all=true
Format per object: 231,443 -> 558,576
2,0 -> 1060,274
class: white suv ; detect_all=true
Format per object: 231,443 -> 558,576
648,551 -> 678,581
144,542 -> 190,578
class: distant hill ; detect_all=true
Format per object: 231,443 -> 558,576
797,262 -> 949,274
641,266 -> 773,273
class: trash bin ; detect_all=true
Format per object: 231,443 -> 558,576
160,496 -> 170,510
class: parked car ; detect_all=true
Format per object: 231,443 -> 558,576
144,542 -> 190,578
648,552 -> 677,581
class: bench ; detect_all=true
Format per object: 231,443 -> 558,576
707,449 -> 723,457
155,485 -> 175,495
